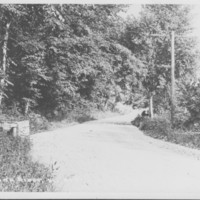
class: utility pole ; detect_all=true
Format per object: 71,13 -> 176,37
149,94 -> 154,118
171,31 -> 175,127
149,31 -> 194,127
150,32 -> 176,125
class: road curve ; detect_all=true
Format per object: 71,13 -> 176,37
31,110 -> 200,199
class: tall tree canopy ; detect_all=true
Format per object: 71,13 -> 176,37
0,4 -> 145,118
122,4 -> 199,113
0,4 -> 199,121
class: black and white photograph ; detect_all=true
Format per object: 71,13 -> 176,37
1,0 -> 200,199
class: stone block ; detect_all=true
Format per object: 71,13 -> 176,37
0,120 -> 30,137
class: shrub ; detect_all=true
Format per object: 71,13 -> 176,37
61,106 -> 96,124
167,132 -> 200,149
171,106 -> 190,131
140,116 -> 172,138
27,113 -> 49,134
137,114 -> 200,150
131,115 -> 143,127
1,105 -> 26,122
0,132 -> 54,192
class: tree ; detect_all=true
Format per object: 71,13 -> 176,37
0,4 -> 147,119
36,4 -> 145,117
121,4 -> 199,116
0,5 -> 28,108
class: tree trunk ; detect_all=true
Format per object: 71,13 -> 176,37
0,22 -> 11,106
25,100 -> 30,115
149,94 -> 154,118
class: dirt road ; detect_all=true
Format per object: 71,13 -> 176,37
31,110 -> 200,198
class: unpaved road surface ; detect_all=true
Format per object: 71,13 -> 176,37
31,110 -> 200,198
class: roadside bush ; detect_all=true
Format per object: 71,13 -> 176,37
136,112 -> 200,150
131,115 -> 143,127
167,132 -> 200,149
171,106 -> 190,131
140,116 -> 172,138
27,113 -> 49,134
61,105 -> 97,124
75,112 -> 96,123
0,132 -> 54,192
1,104 -> 26,121
188,122 -> 200,132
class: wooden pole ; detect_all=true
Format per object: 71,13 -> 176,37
171,31 -> 175,127
25,100 -> 30,115
149,94 -> 154,118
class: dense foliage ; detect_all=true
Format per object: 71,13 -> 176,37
122,5 -> 199,115
140,116 -> 172,137
0,4 -> 199,125
0,4 -> 145,120
138,114 -> 200,150
1,3 -> 200,192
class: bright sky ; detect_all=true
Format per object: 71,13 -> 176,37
190,5 -> 200,37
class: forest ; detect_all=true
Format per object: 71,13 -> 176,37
2,3 -> 200,192
0,4 -> 199,130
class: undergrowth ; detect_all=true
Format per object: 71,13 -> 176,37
0,132 -> 54,192
132,114 -> 200,150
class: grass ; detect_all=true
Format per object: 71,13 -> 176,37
0,132 -> 54,192
0,105 -> 129,191
168,132 -> 200,149
135,115 -> 200,150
